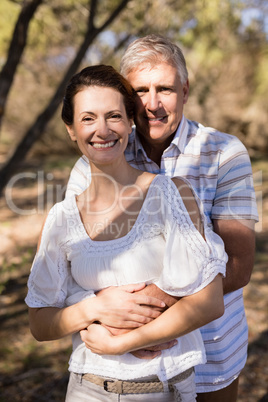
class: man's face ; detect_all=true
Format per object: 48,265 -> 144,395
127,62 -> 189,149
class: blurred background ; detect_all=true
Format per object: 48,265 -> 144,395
0,0 -> 267,400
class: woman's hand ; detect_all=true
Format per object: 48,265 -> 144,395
80,323 -> 178,358
80,324 -> 121,355
93,283 -> 165,329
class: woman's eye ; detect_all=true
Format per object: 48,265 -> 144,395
82,116 -> 94,122
110,114 -> 122,120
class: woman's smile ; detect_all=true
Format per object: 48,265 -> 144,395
90,140 -> 119,149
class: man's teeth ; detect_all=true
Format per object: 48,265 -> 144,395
148,117 -> 164,121
91,141 -> 116,149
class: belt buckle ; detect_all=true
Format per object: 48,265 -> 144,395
103,379 -> 113,392
104,379 -> 124,394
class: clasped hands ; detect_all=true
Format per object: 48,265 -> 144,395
80,283 -> 177,358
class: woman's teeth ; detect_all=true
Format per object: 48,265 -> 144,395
91,140 -> 116,149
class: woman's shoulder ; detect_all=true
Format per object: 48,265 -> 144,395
38,197 -> 76,244
151,175 -> 204,236
46,196 -> 76,222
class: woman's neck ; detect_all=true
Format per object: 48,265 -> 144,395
85,159 -> 140,203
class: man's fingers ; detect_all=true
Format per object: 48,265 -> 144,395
144,340 -> 178,351
130,349 -> 161,359
130,340 -> 178,359
120,283 -> 147,293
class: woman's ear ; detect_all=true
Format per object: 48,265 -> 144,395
128,119 -> 133,135
65,124 -> 76,142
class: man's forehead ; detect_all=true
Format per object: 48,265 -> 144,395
127,62 -> 180,86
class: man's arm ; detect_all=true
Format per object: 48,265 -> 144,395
213,219 -> 255,294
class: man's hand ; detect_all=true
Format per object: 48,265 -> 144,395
130,340 -> 178,359
134,283 -> 180,308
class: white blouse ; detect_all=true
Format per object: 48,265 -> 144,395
25,175 -> 227,382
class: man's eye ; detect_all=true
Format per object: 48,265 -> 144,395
135,89 -> 147,97
160,88 -> 172,94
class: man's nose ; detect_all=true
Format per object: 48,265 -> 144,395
147,90 -> 161,111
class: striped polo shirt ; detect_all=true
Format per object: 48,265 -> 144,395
66,116 -> 259,393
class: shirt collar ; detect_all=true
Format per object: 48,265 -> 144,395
133,129 -> 148,159
133,115 -> 189,157
170,115 -> 189,153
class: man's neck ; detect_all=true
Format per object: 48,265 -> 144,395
138,132 -> 176,166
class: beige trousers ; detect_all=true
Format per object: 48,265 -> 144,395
65,371 -> 197,402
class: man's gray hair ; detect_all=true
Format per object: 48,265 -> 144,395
120,34 -> 188,85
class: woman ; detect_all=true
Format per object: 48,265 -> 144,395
25,65 -> 227,401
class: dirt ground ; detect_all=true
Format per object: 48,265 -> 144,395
0,156 -> 267,401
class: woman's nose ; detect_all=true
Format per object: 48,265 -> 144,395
96,118 -> 110,137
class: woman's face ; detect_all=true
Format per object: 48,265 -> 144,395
66,86 -> 133,166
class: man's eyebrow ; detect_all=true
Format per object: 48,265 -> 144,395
156,84 -> 175,89
132,85 -> 148,91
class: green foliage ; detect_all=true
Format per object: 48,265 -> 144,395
0,0 -> 21,60
255,50 -> 268,97
26,1 -> 89,58
0,0 -> 268,157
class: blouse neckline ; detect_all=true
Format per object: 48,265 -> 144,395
71,174 -> 161,244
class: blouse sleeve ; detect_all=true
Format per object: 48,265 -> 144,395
154,178 -> 227,297
25,203 -> 83,308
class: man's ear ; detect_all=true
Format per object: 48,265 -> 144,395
65,124 -> 76,142
183,80 -> 190,104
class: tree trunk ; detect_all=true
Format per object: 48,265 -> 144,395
0,0 -> 130,196
0,0 -> 44,129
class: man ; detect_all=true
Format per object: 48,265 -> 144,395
66,35 -> 258,401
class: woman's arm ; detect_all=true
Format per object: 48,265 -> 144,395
81,274 -> 224,355
28,283 -> 165,341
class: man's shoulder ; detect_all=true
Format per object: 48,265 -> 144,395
71,155 -> 90,173
125,128 -> 137,161
187,119 -> 247,152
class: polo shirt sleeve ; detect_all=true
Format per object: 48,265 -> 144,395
211,136 -> 259,221
65,156 -> 91,198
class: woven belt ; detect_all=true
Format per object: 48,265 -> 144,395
82,367 -> 194,394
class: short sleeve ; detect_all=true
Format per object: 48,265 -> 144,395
154,178 -> 227,296
211,136 -> 258,222
65,156 -> 91,198
25,203 -> 79,308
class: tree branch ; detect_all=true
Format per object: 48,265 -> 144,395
0,0 -> 131,196
0,0 -> 43,128
89,0 -> 98,28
